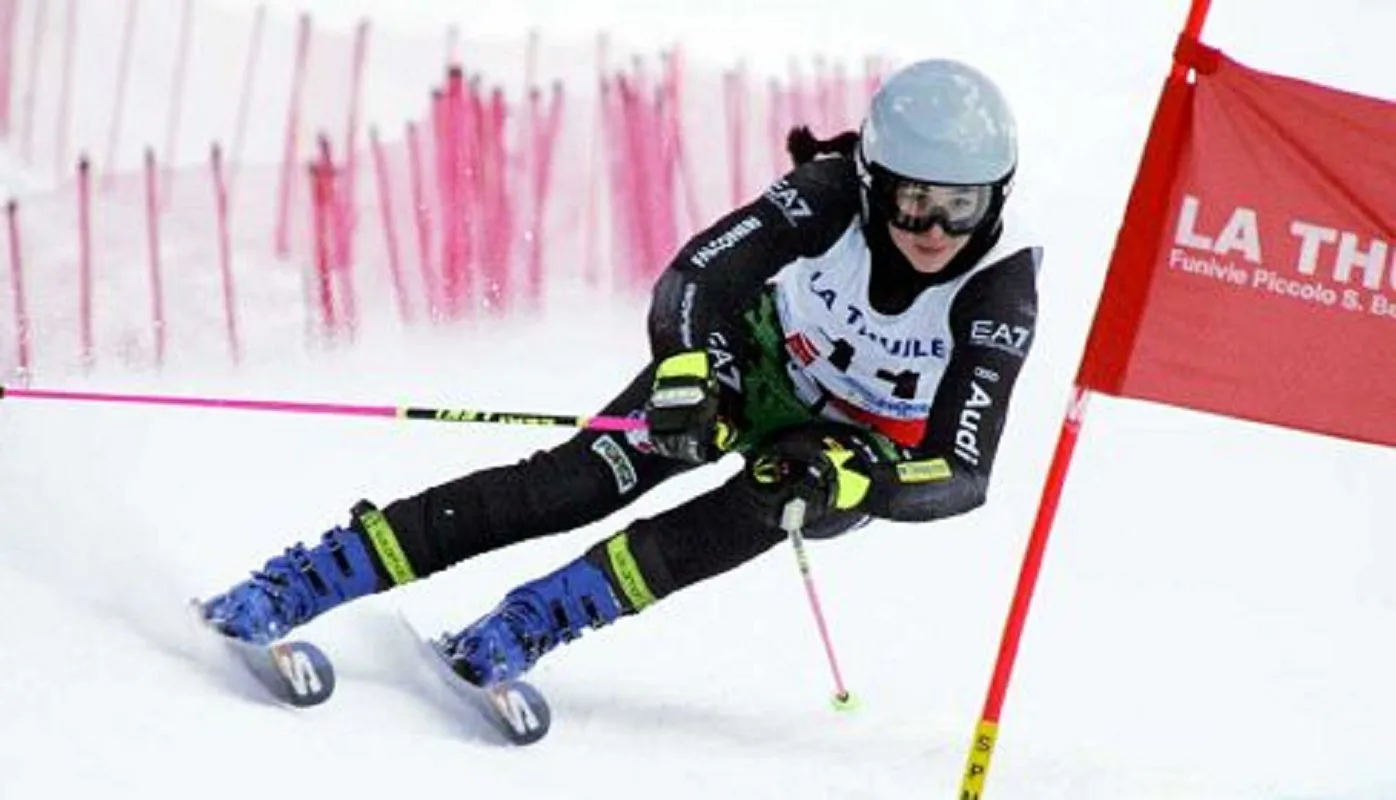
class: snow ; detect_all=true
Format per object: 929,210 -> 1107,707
2,1 -> 1395,798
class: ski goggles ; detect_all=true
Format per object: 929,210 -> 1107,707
870,170 -> 994,236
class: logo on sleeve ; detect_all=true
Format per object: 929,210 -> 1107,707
591,436 -> 639,494
954,381 -> 994,467
706,331 -> 743,392
689,216 -> 763,269
763,178 -> 812,225
969,320 -> 1032,358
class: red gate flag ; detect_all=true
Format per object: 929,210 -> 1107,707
1078,37 -> 1396,448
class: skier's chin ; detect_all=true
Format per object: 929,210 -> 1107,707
891,228 -> 967,275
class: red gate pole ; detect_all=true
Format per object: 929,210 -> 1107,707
955,2 -> 1213,798
957,387 -> 1090,800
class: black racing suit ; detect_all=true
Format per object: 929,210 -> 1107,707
358,155 -> 1041,610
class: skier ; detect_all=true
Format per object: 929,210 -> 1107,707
202,58 -> 1040,689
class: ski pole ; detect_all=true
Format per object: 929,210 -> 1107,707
0,385 -> 647,433
781,497 -> 857,711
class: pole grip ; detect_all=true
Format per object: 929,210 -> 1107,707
779,497 -> 808,533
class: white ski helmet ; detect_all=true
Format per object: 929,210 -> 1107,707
858,59 -> 1017,236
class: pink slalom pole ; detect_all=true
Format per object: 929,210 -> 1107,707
862,57 -> 883,111
580,33 -> 609,289
55,0 -> 77,182
663,48 -> 700,243
308,159 -> 336,335
144,149 -> 167,367
603,74 -> 637,289
609,75 -> 638,289
76,156 -> 93,368
19,0 -> 46,163
524,27 -> 540,101
104,0 -> 140,186
405,121 -> 436,317
8,387 -> 404,419
768,77 -> 787,176
525,82 -> 564,308
438,71 -> 466,316
161,0 -> 194,202
781,498 -> 855,709
228,4 -> 267,203
369,127 -> 411,324
724,69 -> 746,209
340,18 -> 370,270
589,75 -> 613,288
321,136 -> 357,334
622,72 -> 652,285
0,0 -> 18,139
814,57 -> 834,134
648,79 -> 673,274
344,19 -> 370,179
429,87 -> 453,316
616,74 -> 648,291
479,85 -> 503,310
657,66 -> 685,275
788,60 -> 809,130
431,85 -> 450,314
6,200 -> 30,375
211,144 -> 241,364
831,62 -> 849,129
315,136 -> 353,335
451,75 -> 472,316
482,86 -> 509,310
520,87 -> 542,307
274,14 -> 312,259
458,75 -> 482,314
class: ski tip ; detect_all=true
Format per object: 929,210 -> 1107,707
400,611 -> 552,745
264,641 -> 337,707
484,681 -> 552,746
188,598 -> 336,708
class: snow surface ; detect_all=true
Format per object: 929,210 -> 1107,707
2,1 -> 1395,798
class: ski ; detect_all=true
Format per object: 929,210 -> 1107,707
190,602 -> 336,708
400,614 -> 552,745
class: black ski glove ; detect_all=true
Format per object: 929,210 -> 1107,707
644,350 -> 734,464
742,425 -> 899,530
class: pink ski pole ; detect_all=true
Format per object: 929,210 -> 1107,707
0,385 -> 646,433
780,497 -> 858,711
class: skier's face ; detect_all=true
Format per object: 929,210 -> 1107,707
888,221 -> 971,274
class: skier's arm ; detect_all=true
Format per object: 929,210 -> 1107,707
861,247 -> 1042,522
646,157 -> 860,357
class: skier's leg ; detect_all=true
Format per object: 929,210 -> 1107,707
438,459 -> 866,685
202,366 -> 694,644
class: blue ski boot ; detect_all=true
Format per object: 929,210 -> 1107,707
439,555 -> 626,686
202,525 -> 383,644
